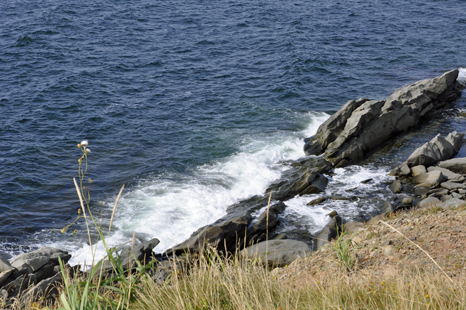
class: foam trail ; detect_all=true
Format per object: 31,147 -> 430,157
50,111 -> 329,266
280,165 -> 395,236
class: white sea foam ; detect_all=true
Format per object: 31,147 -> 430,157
281,165 -> 394,235
458,68 -> 466,84
52,111 -> 330,266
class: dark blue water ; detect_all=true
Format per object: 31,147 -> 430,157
1,0 -> 465,260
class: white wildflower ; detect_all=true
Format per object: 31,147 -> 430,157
85,148 -> 91,154
80,140 -> 89,147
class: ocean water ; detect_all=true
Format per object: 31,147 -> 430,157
1,0 -> 466,263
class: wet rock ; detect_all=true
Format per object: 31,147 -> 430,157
329,196 -> 350,201
168,215 -> 250,255
417,197 -> 441,208
411,165 -> 426,176
389,180 -> 402,193
361,178 -> 373,184
266,167 -> 330,201
427,166 -> 465,182
438,158 -> 466,174
306,70 -> 461,167
306,197 -> 326,206
247,202 -> 286,243
240,239 -> 313,267
327,211 -> 338,218
316,216 -> 343,249
391,131 -> 464,175
119,238 -> 160,266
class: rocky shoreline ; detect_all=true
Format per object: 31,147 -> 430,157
1,69 -> 465,307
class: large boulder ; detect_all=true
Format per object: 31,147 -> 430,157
427,166 -> 465,182
391,131 -> 464,176
304,70 -> 461,167
413,170 -> 446,187
304,98 -> 369,155
168,215 -> 251,255
240,239 -> 312,267
438,158 -> 466,174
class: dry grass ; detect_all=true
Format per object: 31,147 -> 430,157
133,249 -> 466,310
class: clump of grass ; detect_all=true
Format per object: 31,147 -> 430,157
332,231 -> 354,271
47,141 -> 154,310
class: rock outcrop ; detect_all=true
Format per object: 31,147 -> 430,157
391,131 -> 464,176
304,70 -> 462,167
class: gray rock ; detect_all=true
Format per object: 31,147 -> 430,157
10,247 -> 71,274
414,170 -> 446,187
304,98 -> 369,155
0,270 -> 13,287
266,163 -> 331,201
271,233 -> 287,240
20,272 -> 62,303
411,165 -> 427,176
391,163 -> 411,176
389,180 -> 402,193
438,158 -> 466,174
440,182 -> 466,190
398,196 -> 414,209
247,202 -> 286,243
441,195 -> 453,202
0,289 -> 7,300
316,216 -> 343,249
305,70 -> 461,167
427,166 -> 465,182
119,238 -> 160,266
240,239 -> 313,267
392,131 -> 464,175
306,197 -> 326,206
417,197 -> 441,208
428,188 -> 449,198
168,215 -> 250,255
441,198 -> 466,208
0,254 -> 14,274
451,192 -> 463,199
382,200 -> 393,214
